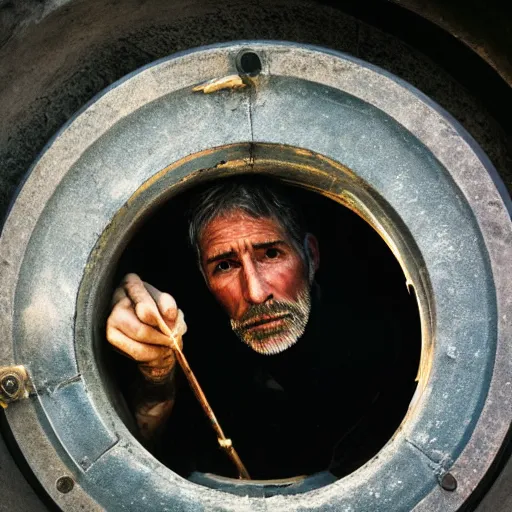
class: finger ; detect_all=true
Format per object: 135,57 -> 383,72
122,273 -> 160,327
106,326 -> 169,363
144,283 -> 178,325
141,350 -> 176,368
112,286 -> 128,307
176,309 -> 187,339
109,305 -> 176,347
159,310 -> 185,351
159,310 -> 186,350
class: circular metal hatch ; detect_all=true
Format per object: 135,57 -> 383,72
0,42 -> 510,511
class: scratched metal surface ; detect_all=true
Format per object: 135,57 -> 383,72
0,43 -> 510,511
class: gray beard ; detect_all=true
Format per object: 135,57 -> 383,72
230,289 -> 312,355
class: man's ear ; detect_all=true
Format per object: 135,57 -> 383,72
304,233 -> 320,274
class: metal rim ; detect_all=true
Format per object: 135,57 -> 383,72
0,42 -> 510,511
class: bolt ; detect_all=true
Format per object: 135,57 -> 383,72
440,472 -> 457,491
56,476 -> 74,494
1,375 -> 19,397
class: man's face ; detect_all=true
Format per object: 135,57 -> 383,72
199,210 -> 316,355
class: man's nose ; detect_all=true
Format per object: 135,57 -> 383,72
242,260 -> 272,305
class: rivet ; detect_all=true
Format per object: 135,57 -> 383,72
56,476 -> 74,494
440,472 -> 457,491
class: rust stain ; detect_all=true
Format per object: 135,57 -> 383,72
217,158 -> 250,170
0,365 -> 32,408
192,74 -> 246,94
292,148 -> 314,158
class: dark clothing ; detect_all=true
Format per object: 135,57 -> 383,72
156,288 -> 418,480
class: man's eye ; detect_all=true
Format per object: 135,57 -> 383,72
265,248 -> 279,259
215,260 -> 232,272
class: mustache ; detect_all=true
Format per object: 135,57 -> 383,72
232,300 -> 306,331
230,289 -> 312,355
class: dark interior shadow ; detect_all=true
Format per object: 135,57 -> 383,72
104,177 -> 421,481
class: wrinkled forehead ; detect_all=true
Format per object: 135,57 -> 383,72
199,209 -> 290,254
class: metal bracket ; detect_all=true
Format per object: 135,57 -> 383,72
0,365 -> 32,409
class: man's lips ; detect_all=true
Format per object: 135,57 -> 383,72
241,312 -> 292,330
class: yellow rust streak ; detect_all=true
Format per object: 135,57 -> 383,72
292,148 -> 314,158
192,75 -> 246,94
218,158 -> 251,170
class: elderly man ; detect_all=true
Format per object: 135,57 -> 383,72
106,177 -> 414,479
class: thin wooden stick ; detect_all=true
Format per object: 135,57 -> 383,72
154,311 -> 251,480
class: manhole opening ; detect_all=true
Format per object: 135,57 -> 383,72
102,174 -> 421,484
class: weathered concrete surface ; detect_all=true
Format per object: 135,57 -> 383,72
476,452 -> 512,512
390,0 -> 512,84
0,419 -> 52,511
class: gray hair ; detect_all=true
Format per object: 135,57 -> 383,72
188,177 -> 307,265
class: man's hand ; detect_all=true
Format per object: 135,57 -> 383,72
106,273 -> 187,383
